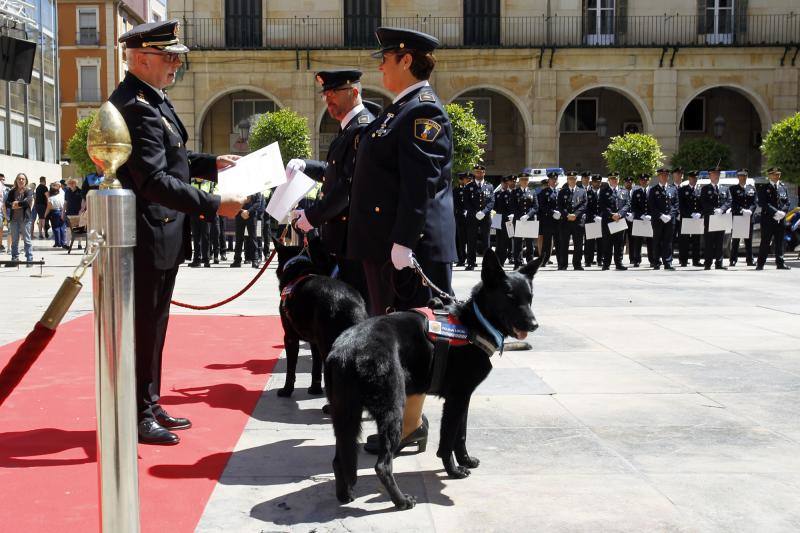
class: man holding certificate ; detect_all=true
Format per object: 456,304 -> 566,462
700,166 -> 731,270
647,168 -> 676,270
598,172 -> 629,270
729,169 -> 757,267
756,167 -> 792,270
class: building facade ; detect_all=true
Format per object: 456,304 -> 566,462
0,0 -> 60,180
168,0 -> 799,176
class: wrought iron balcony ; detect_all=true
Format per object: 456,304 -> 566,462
181,14 -> 800,51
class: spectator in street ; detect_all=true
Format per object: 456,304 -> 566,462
45,181 -> 68,249
64,178 -> 82,216
5,173 -> 34,265
80,165 -> 104,212
0,173 -> 7,253
34,176 -> 49,239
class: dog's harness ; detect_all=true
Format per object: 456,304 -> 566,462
280,273 -> 315,333
412,302 -> 503,395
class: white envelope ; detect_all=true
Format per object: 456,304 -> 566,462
515,220 -> 539,238
708,213 -> 732,233
505,220 -> 514,237
607,219 -> 628,235
491,213 -> 502,229
265,171 -> 316,222
632,219 -> 654,238
732,213 -> 751,239
681,218 -> 704,235
584,220 -> 602,240
216,142 -> 286,197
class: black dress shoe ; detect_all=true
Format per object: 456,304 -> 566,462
777,265 -> 792,270
203,261 -> 211,268
652,265 -> 661,270
679,263 -> 688,267
138,419 -> 180,445
715,265 -> 727,270
364,415 -> 428,455
465,264 -> 475,271
704,266 -> 711,270
573,266 -> 584,271
455,261 -> 465,267
252,260 -> 260,269
557,266 -> 567,271
188,260 -> 201,268
693,262 -> 703,267
755,265 -> 764,270
230,261 -> 241,268
220,254 -> 228,261
155,409 -> 192,430
664,265 -> 675,271
602,265 -> 610,271
615,265 -> 628,271
746,260 -> 755,266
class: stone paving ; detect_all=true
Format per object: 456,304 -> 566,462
2,240 -> 800,532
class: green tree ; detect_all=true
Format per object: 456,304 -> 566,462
762,112 -> 800,184
602,133 -> 664,178
65,114 -> 97,176
670,138 -> 732,171
445,101 -> 486,176
248,108 -> 311,164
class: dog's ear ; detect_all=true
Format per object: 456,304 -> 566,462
518,258 -> 541,280
481,248 -> 506,286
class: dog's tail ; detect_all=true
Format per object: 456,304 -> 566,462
325,360 -> 361,488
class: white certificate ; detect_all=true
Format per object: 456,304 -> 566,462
515,220 -> 539,238
504,220 -> 515,237
491,213 -> 502,229
681,218 -> 704,235
732,213 -> 751,239
632,219 -> 654,238
607,219 -> 628,235
708,213 -> 732,233
216,142 -> 286,197
265,171 -> 316,222
584,220 -> 602,240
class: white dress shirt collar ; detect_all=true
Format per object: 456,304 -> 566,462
340,103 -> 365,130
393,80 -> 430,104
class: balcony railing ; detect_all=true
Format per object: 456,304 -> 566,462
182,14 -> 800,51
77,28 -> 100,45
76,87 -> 102,102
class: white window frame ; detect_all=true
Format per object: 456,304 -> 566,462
76,6 -> 99,45
76,58 -> 101,102
705,0 -> 734,45
586,0 -> 615,46
680,97 -> 706,133
453,96 -> 492,150
77,108 -> 97,120
560,97 -> 599,133
230,98 -> 275,133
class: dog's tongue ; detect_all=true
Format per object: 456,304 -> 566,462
513,328 -> 528,340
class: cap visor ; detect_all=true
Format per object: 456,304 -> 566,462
163,43 -> 189,54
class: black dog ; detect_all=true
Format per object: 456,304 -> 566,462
274,237 -> 368,397
325,249 -> 540,509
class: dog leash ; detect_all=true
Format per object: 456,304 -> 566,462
410,256 -> 464,305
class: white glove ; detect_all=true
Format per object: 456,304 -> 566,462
742,209 -> 752,216
519,215 -> 529,221
659,214 -> 671,223
625,213 -> 634,222
552,211 -> 562,220
691,212 -> 701,219
774,211 -> 786,221
463,210 -> 467,217
643,215 -> 652,221
285,159 -> 305,180
390,243 -> 414,270
291,209 -> 313,232
508,214 -> 515,221
475,211 -> 486,221
713,208 -> 722,215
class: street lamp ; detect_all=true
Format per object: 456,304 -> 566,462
596,116 -> 608,137
713,115 -> 725,138
237,118 -> 251,143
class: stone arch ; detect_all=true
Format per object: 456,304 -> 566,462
449,83 -> 533,136
678,83 -> 771,135
556,83 -> 654,135
196,85 -> 285,140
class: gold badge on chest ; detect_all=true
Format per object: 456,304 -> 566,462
162,116 -> 181,146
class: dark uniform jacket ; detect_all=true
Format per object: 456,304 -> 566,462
514,187 -> 538,219
700,183 -> 731,216
679,184 -> 700,218
494,187 -> 517,221
758,181 -> 791,223
630,187 -> 649,219
464,180 -> 495,216
585,187 -> 600,222
666,183 -> 680,217
303,106 -> 374,255
647,183 -> 672,220
110,72 -> 219,270
239,193 -> 264,218
347,84 -> 456,263
536,186 -> 559,221
729,183 -> 757,215
453,184 -> 467,219
557,186 -> 587,224
598,185 -> 630,223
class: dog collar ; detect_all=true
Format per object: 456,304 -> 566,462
473,300 -> 504,355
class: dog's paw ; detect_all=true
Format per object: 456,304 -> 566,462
276,386 -> 294,398
394,494 -> 417,511
336,488 -> 355,504
321,403 -> 331,415
446,465 -> 471,479
307,384 -> 324,395
456,454 -> 480,468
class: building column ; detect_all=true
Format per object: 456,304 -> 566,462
770,68 -> 799,125
652,69 -> 679,162
531,70 -> 558,167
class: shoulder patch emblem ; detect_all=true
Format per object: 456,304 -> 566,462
419,91 -> 436,103
358,114 -> 370,124
414,118 -> 442,143
136,91 -> 149,105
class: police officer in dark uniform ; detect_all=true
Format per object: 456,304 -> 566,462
512,170 -> 538,268
231,192 -> 264,268
494,174 -> 517,265
729,168 -> 756,266
347,27 -> 456,316
701,166 -> 731,270
556,171 -> 587,270
669,167 -> 683,243
628,174 -> 650,267
111,20 -> 245,444
648,167 -> 676,270
678,170 -> 702,266
537,171 -> 559,266
288,69 -> 375,299
464,164 -> 494,270
453,172 -> 470,266
598,172 -> 629,270
756,167 -> 792,270
583,174 -> 603,267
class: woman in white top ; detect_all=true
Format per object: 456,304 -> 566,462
44,181 -> 68,249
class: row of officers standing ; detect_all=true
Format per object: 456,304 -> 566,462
453,165 -> 794,271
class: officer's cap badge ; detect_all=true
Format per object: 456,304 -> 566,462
414,118 -> 441,143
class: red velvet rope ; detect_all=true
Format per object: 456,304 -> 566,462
0,322 -> 57,406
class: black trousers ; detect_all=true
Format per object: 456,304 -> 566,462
190,215 -> 210,262
602,223 -> 625,267
757,220 -> 786,267
496,220 -> 513,264
731,219 -> 754,264
234,215 -> 261,262
362,256 -> 452,317
336,254 -> 370,310
135,266 -> 179,421
703,217 -> 725,267
466,216 -> 491,266
678,224 -> 701,265
629,234 -> 643,265
557,221 -> 583,269
652,219 -> 674,266
455,215 -> 468,264
539,220 -> 557,266
513,237 -> 535,266
209,216 -> 226,258
583,236 -> 601,265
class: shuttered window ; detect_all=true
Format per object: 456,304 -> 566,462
225,0 -> 261,48
344,0 -> 381,47
464,0 -> 500,46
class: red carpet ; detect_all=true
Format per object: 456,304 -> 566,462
0,313 -> 283,532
